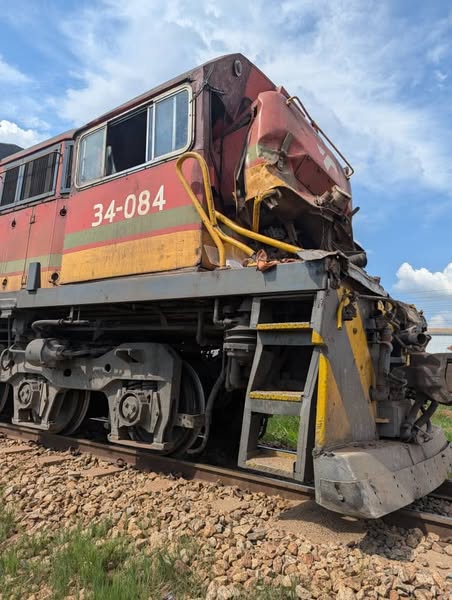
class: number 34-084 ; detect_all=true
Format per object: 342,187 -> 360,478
91,186 -> 166,227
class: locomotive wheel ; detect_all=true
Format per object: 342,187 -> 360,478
131,361 -> 205,455
0,383 -> 13,421
51,389 -> 91,435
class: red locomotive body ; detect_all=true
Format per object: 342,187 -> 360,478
0,54 -> 450,519
0,54 -> 360,291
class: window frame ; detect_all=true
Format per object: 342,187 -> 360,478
75,83 -> 194,189
60,141 -> 75,194
0,142 -> 61,211
78,127 -> 107,187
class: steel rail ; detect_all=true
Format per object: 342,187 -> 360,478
0,424 -> 314,501
0,423 -> 451,539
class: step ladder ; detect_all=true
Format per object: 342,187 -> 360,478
238,295 -> 323,483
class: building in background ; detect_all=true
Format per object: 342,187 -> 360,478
427,329 -> 452,353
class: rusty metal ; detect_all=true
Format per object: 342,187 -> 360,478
0,422 -> 451,539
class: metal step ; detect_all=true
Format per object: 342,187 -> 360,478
238,295 -> 321,483
256,322 -> 323,346
245,448 -> 296,478
249,390 -> 303,402
256,321 -> 311,331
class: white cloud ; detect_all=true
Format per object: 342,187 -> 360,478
394,262 -> 452,327
0,0 -> 450,203
57,0 -> 205,124
0,54 -> 49,147
435,69 -> 448,83
53,0 -> 452,199
394,262 -> 452,294
0,55 -> 30,85
0,120 -> 43,149
429,312 -> 452,328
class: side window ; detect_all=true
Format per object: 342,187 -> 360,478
0,166 -> 20,206
106,108 -> 147,175
0,148 -> 59,208
79,128 -> 105,184
20,151 -> 57,201
77,87 -> 191,186
152,89 -> 189,159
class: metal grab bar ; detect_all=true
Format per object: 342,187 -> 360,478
176,152 -> 301,268
215,211 -> 301,255
176,152 -> 228,267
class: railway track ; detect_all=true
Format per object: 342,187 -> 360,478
0,423 -> 451,539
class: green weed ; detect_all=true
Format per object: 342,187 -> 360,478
0,502 -> 15,543
432,405 -> 452,441
262,415 -> 299,449
262,406 -> 452,449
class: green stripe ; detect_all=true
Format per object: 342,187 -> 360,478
2,253 -> 61,274
64,204 -> 200,250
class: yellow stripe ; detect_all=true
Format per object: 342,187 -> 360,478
244,161 -> 291,201
256,322 -> 311,330
60,230 -> 202,283
315,352 -> 350,449
340,289 -> 374,400
249,390 -> 303,402
315,354 -> 329,447
311,330 -> 324,345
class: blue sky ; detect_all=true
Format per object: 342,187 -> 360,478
0,0 -> 451,326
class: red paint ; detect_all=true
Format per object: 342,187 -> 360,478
248,90 -> 351,206
65,159 -> 202,235
3,206 -> 34,269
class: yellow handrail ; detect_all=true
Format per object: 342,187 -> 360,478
176,152 -> 227,267
176,151 -> 301,267
252,189 -> 277,233
177,152 -> 254,264
215,227 -> 255,257
336,289 -> 355,330
215,211 -> 301,254
252,193 -> 264,232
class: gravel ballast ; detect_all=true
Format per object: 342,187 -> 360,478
0,436 -> 451,599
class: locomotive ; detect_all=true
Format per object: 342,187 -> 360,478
0,54 -> 450,518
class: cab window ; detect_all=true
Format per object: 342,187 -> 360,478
77,87 -> 191,186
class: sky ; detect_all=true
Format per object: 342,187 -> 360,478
0,0 -> 451,327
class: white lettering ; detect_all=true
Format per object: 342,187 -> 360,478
152,185 -> 166,211
91,186 -> 166,227
91,203 -> 103,227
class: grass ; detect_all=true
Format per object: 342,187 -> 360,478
0,522 -> 207,600
262,416 -> 299,450
432,405 -> 452,441
0,501 -> 15,543
0,406 -> 449,598
262,405 -> 452,451
0,499 -> 301,600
